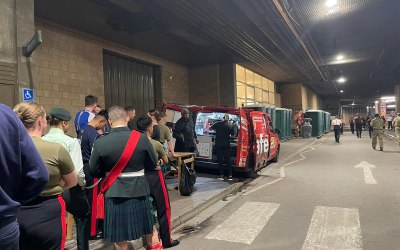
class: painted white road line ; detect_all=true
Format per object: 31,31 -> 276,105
355,161 -> 377,184
205,202 -> 280,244
281,146 -> 315,167
280,166 -> 286,178
243,178 -> 283,196
302,206 -> 363,250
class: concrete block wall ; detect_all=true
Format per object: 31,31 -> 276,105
281,83 -> 322,111
188,65 -> 219,106
281,83 -> 303,111
35,19 -> 189,116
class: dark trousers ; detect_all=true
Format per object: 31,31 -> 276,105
334,125 -> 341,142
0,217 -> 19,250
350,124 -> 355,134
356,125 -> 362,137
146,170 -> 172,247
216,147 -> 232,177
388,121 -> 393,129
82,162 -> 103,239
75,214 -> 90,250
18,195 -> 66,250
369,126 -> 373,138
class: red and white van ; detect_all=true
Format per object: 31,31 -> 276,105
163,104 -> 281,177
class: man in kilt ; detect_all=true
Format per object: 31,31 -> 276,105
90,106 -> 162,250
137,116 -> 180,248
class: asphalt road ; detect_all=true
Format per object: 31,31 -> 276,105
172,131 -> 400,250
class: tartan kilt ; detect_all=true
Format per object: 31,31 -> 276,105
104,195 -> 154,242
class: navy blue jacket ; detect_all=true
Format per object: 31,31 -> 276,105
0,104 -> 48,219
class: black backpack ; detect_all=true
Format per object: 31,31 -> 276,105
179,163 -> 197,196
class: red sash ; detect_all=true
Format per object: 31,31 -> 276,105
96,130 -> 141,219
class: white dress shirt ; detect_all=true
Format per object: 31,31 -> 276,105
332,118 -> 342,126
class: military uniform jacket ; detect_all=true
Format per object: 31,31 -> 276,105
42,128 -> 86,186
393,117 -> 400,127
89,127 -> 158,198
371,118 -> 384,130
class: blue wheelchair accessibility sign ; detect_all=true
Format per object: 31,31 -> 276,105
22,88 -> 34,102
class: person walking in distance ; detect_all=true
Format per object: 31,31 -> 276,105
332,116 -> 342,143
371,113 -> 384,151
350,118 -> 355,134
367,116 -> 373,138
392,113 -> 400,145
210,114 -> 234,180
382,116 -> 386,129
0,104 -> 48,250
387,114 -> 394,130
354,114 -> 363,138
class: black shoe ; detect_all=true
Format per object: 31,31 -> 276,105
165,239 -> 180,248
380,148 -> 383,151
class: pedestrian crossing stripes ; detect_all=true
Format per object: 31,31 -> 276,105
205,202 -> 280,244
204,204 -> 363,249
302,206 -> 363,250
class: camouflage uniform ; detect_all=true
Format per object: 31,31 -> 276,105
392,114 -> 400,145
371,116 -> 384,150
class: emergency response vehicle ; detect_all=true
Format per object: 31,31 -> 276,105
163,104 -> 281,177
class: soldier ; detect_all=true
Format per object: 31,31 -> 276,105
42,107 -> 86,187
89,106 -> 162,250
392,113 -> 400,145
371,113 -> 384,151
43,107 -> 90,250
354,113 -> 363,138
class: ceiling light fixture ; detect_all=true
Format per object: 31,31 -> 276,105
380,96 -> 395,100
340,90 -> 344,93
337,77 -> 346,83
385,99 -> 396,103
325,0 -> 337,8
336,54 -> 345,61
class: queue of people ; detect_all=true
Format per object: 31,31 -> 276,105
0,95 -> 184,250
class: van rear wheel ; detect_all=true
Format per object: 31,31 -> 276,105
246,168 -> 257,179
